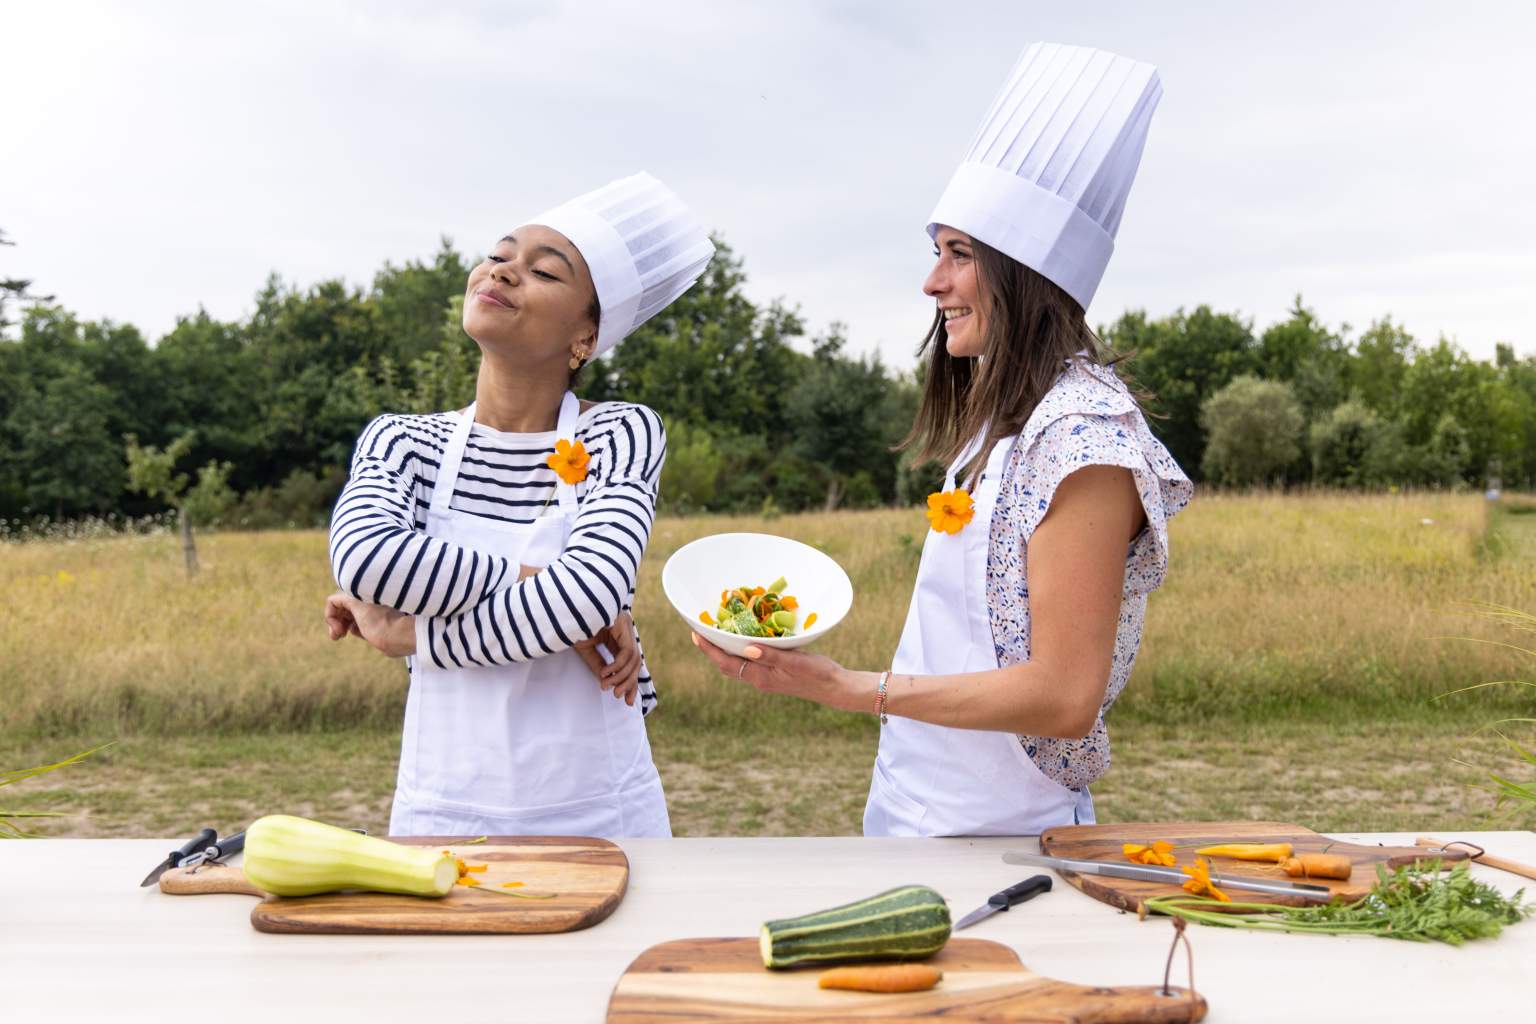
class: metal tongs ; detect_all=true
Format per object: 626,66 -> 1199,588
1003,850 -> 1335,902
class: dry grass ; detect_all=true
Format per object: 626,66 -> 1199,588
1,530 -> 404,734
1121,490 -> 1536,719
3,492 -> 1534,838
2,718 -> 1526,838
4,492 -> 1528,736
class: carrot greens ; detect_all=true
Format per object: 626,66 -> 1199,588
1145,860 -> 1529,945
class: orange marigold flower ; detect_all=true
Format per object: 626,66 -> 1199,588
925,488 -> 974,534
1180,857 -> 1231,902
1122,840 -> 1177,867
546,438 -> 590,485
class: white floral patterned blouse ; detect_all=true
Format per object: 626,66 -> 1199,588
984,357 -> 1193,790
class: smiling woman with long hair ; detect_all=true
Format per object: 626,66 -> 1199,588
691,43 -> 1192,836
324,173 -> 713,838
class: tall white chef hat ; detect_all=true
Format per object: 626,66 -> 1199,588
927,42 -> 1162,312
529,172 -> 715,356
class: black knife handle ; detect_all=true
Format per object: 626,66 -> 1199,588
989,874 -> 1052,910
214,831 -> 245,860
171,828 -> 216,867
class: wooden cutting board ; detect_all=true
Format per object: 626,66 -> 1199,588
606,938 -> 1206,1022
1041,821 -> 1469,911
248,835 -> 628,934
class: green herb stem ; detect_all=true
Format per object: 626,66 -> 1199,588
1145,861 -> 1530,945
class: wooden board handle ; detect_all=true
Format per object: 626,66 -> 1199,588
159,863 -> 264,897
1417,836 -> 1536,883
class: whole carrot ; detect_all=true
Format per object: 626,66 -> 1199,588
817,964 -> 943,993
1195,842 -> 1293,862
1281,854 -> 1353,880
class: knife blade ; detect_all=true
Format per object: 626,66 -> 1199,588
178,829 -> 246,872
139,828 -> 216,887
1002,851 -> 1335,902
954,874 -> 1052,930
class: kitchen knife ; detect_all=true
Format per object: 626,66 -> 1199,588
139,828 -> 216,887
177,829 -> 245,872
954,874 -> 1052,930
1003,850 -> 1335,902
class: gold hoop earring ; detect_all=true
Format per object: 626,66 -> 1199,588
569,352 -> 585,371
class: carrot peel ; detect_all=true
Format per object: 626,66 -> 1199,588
1123,840 -> 1177,867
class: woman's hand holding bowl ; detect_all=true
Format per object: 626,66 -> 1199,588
690,630 -> 868,714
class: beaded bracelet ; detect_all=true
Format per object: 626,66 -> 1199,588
874,670 -> 891,725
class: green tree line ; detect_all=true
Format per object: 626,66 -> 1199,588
2,232 -> 1533,528
1106,300 -> 1536,490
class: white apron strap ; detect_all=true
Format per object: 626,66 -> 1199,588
429,403 -> 478,518
944,428 -> 990,491
432,394 -> 581,520
554,391 -> 580,516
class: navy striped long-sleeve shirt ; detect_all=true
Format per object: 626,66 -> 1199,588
327,401 -> 665,714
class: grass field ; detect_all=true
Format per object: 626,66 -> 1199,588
3,491 -> 1534,837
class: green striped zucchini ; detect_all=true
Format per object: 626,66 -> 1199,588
759,885 -> 951,969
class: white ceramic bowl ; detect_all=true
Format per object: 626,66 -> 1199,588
661,532 -> 854,657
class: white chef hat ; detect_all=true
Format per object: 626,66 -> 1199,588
528,172 -> 715,356
927,42 -> 1162,311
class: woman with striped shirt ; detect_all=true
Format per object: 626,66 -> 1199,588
324,173 -> 713,838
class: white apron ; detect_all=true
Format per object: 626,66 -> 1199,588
389,393 -> 671,838
863,432 -> 1094,837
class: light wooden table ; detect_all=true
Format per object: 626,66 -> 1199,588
7,831 -> 1531,1021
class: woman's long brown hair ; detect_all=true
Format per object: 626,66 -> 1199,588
897,234 -> 1134,489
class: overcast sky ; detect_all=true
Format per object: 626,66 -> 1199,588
4,1 -> 1533,367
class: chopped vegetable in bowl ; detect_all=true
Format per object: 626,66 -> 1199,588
662,531 -> 854,656
700,576 -> 814,638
